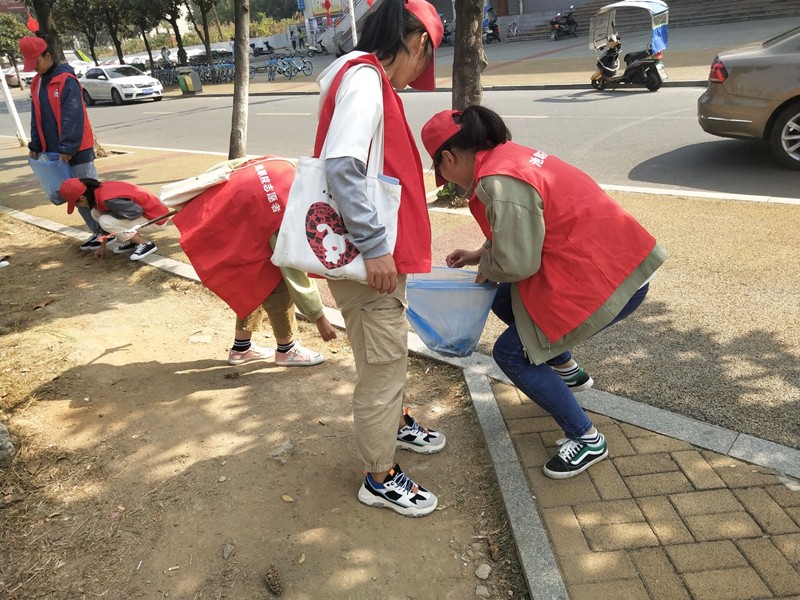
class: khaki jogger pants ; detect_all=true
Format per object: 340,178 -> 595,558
328,276 -> 408,474
236,279 -> 297,341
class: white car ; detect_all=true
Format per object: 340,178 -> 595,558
79,65 -> 163,105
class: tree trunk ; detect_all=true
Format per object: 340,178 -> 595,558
104,13 -> 125,64
31,0 -> 65,62
140,22 -> 155,70
7,54 -> 25,89
212,5 -> 224,39
168,15 -> 188,65
201,7 -> 213,67
229,0 -> 249,159
452,0 -> 486,110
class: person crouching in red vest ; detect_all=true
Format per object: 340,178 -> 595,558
422,105 -> 668,481
58,178 -> 170,262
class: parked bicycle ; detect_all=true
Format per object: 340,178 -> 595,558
507,19 -> 521,38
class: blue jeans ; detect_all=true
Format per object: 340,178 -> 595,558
70,161 -> 102,234
492,282 -> 649,438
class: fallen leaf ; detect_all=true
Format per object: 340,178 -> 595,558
281,494 -> 294,503
222,543 -> 235,560
297,553 -> 305,564
218,476 -> 227,483
33,299 -> 52,310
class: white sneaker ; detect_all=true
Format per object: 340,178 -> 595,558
396,409 -> 446,454
274,343 -> 323,366
357,464 -> 437,517
227,343 -> 275,366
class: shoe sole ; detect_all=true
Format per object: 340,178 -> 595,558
568,376 -> 594,393
79,245 -> 101,251
396,437 -> 447,455
357,486 -> 437,517
543,448 -> 608,480
275,356 -> 324,367
130,247 -> 158,261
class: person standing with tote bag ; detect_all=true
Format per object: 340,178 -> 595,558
314,0 -> 444,517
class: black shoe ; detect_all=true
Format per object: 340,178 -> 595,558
130,241 -> 157,261
543,434 -> 607,479
79,233 -> 102,251
112,241 -> 136,254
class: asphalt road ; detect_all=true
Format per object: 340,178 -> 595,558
3,88 -> 795,199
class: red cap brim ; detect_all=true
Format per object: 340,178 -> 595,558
408,47 -> 436,91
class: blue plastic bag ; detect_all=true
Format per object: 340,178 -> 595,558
406,267 -> 498,357
28,152 -> 73,205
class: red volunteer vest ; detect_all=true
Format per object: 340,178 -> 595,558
470,142 -> 656,342
30,72 -> 94,154
94,181 -> 170,224
172,157 -> 293,318
314,54 -> 431,274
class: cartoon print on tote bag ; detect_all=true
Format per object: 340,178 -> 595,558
305,190 -> 361,269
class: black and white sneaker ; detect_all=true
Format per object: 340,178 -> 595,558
79,233 -> 102,251
543,433 -> 608,479
396,409 -> 446,454
130,241 -> 157,261
112,241 -> 136,254
554,364 -> 594,392
357,464 -> 438,517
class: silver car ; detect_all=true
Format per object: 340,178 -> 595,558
697,26 -> 800,170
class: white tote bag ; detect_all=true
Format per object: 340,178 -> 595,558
271,78 -> 400,282
159,164 -> 233,207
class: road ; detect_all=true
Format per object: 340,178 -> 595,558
3,87 -> 795,199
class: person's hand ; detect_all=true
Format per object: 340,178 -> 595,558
93,242 -> 107,261
475,272 -> 488,284
315,315 -> 337,341
364,254 -> 397,294
59,153 -> 72,163
446,247 -> 482,268
29,151 -> 39,159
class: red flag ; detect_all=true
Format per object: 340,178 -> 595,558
172,157 -> 295,319
367,0 -> 373,6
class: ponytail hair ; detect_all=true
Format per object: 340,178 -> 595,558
353,0 -> 433,67
433,105 -> 511,165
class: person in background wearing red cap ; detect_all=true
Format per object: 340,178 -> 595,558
313,0 -> 444,517
19,35 -> 102,252
422,105 -> 668,480
58,178 -> 169,262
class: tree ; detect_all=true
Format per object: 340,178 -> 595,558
451,0 -> 486,110
0,12 -> 28,88
55,0 -> 104,64
30,0 -> 65,61
129,0 -> 167,70
186,0 -> 216,66
94,0 -> 137,64
163,0 -> 188,65
229,0 -> 249,159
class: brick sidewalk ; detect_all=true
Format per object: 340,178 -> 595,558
493,381 -> 800,600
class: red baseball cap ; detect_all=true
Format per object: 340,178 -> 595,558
405,0 -> 443,91
59,178 -> 88,214
421,109 -> 462,186
19,36 -> 47,72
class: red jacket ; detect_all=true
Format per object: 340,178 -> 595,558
314,54 -> 431,274
95,181 -> 170,224
30,70 -> 94,155
470,142 -> 657,342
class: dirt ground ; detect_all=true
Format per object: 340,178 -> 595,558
0,215 -> 529,600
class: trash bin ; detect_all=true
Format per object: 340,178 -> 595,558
177,66 -> 202,94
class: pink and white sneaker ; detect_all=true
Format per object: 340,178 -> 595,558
275,343 -> 324,367
227,344 -> 275,366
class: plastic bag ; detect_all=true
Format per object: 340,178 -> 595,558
406,267 -> 498,357
28,152 -> 72,205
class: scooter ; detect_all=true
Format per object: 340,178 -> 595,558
550,6 -> 578,40
590,34 -> 667,91
442,19 -> 454,46
306,35 -> 329,56
482,7 -> 501,44
250,41 -> 274,57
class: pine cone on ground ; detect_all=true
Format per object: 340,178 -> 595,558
265,564 -> 283,596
